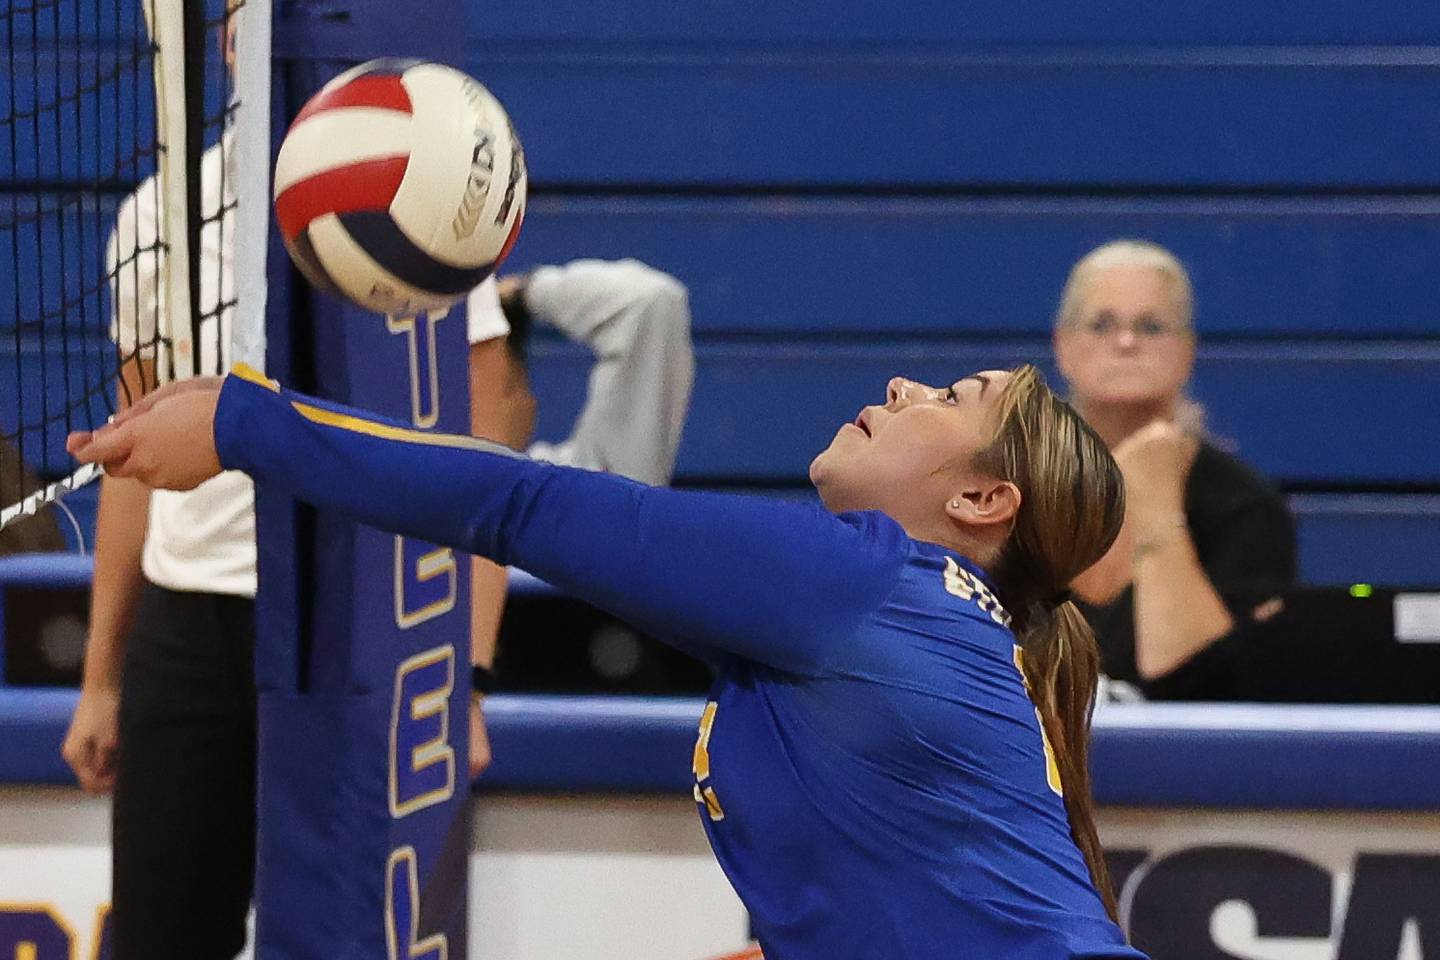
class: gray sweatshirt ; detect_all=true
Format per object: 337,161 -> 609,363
468,259 -> 694,486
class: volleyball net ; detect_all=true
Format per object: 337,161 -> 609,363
0,0 -> 266,535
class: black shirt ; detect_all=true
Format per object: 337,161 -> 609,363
1079,441 -> 1296,695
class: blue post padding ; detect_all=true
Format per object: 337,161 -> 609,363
256,692 -> 394,959
259,2 -> 470,957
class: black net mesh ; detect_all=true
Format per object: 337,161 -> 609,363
197,1 -> 242,379
0,0 -> 242,537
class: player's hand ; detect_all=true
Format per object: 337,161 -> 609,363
1113,420 -> 1198,517
66,378 -> 224,491
469,697 -> 493,778
112,376 -> 226,426
62,685 -> 121,795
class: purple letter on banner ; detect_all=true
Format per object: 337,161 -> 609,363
386,847 -> 446,960
390,646 -> 457,818
0,908 -> 70,960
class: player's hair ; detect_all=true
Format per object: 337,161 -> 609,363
976,365 -> 1127,922
1054,238 -> 1194,331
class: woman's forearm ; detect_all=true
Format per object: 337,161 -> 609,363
1130,530 -> 1234,681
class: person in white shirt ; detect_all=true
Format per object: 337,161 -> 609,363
61,116 -> 260,958
465,259 -> 694,772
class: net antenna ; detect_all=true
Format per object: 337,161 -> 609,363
144,0 -> 198,381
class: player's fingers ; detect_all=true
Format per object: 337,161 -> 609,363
111,396 -> 157,425
103,451 -> 140,480
77,766 -> 109,796
114,376 -> 222,424
60,731 -> 89,771
91,743 -> 118,795
69,422 -> 136,467
112,386 -> 172,424
65,740 -> 102,793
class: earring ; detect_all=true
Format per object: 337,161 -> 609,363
950,500 -> 961,509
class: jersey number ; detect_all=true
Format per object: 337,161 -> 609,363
692,701 -> 726,821
1013,647 -> 1063,796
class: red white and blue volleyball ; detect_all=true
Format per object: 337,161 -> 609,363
273,59 -> 527,315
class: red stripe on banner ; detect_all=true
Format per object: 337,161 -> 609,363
293,74 -> 412,126
274,156 -> 410,241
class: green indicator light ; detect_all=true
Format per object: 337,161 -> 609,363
1350,583 -> 1374,599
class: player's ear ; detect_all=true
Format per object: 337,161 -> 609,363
945,480 -> 1021,529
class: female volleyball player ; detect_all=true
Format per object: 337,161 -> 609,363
68,364 -> 1146,959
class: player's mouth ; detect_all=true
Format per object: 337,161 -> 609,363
854,410 -> 873,438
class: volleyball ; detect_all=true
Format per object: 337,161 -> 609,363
273,59 -> 526,316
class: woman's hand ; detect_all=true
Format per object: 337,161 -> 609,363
61,684 -> 122,795
1112,420 -> 1199,545
469,697 -> 493,778
67,377 -> 226,491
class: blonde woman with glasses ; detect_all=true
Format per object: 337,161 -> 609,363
1055,240 -> 1295,699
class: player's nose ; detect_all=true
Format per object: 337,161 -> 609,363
887,377 -> 919,408
888,377 -> 943,409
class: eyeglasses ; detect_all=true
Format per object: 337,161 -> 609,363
1075,314 -> 1187,341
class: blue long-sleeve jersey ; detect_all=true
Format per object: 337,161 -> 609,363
215,368 -> 1146,960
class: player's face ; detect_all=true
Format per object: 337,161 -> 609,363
1054,264 -> 1194,409
810,371 -> 1011,521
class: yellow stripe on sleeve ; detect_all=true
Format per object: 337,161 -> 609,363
291,400 -> 514,454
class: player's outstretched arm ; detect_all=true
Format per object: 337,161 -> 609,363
70,368 -> 907,674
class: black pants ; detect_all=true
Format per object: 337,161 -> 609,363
112,582 -> 257,960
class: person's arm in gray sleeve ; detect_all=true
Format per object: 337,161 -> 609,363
524,259 -> 694,486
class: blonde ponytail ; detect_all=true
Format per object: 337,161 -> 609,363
980,366 -> 1127,922
1016,600 -> 1115,920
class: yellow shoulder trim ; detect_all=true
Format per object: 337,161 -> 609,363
231,362 -> 280,392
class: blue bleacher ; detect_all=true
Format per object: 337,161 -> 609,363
506,196 -> 1440,339
464,0 -> 1440,47
523,340 -> 1440,487
8,335 -> 1440,492
467,0 -> 1440,189
476,62 -> 1440,190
